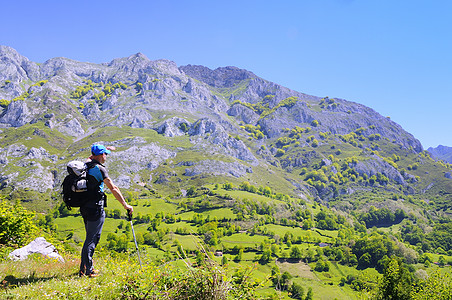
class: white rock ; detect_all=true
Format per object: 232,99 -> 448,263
8,237 -> 64,262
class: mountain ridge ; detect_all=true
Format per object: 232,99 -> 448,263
428,145 -> 452,163
1,45 -> 449,216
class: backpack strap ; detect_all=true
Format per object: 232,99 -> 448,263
85,160 -> 107,207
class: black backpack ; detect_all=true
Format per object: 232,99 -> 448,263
61,161 -> 90,209
61,160 -> 103,210
62,160 -> 106,209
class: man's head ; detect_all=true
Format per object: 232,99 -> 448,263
91,144 -> 111,156
91,144 -> 110,163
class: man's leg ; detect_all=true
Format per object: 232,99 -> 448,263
80,210 -> 105,275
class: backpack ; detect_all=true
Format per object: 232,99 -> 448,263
61,161 -> 90,209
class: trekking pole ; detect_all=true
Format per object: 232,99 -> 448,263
127,209 -> 143,270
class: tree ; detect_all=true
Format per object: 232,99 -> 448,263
259,249 -> 272,264
0,99 -> 11,108
305,287 -> 313,300
377,257 -> 413,300
113,209 -> 121,219
280,271 -> 292,290
438,255 -> 446,267
411,269 -> 452,299
290,282 -> 304,299
234,248 -> 243,262
358,253 -> 372,269
222,255 -> 228,266
290,246 -> 303,260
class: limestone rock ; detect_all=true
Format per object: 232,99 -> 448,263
183,160 -> 252,178
8,237 -> 64,262
227,103 -> 260,124
189,118 -> 257,163
0,100 -> 33,127
156,117 -> 190,137
353,157 -> 405,185
55,116 -> 85,137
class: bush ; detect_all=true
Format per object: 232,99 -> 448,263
311,120 -> 319,127
0,99 -> 11,108
276,149 -> 285,157
0,200 -> 37,246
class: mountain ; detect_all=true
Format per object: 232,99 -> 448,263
3,45 -> 452,299
0,45 -> 450,217
428,145 -> 452,163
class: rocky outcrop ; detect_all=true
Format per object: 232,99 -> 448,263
180,65 -> 256,88
0,46 -> 40,84
9,237 -> 64,262
353,157 -> 405,185
0,100 -> 33,127
107,109 -> 153,129
54,116 -> 85,137
189,118 -> 257,163
227,103 -> 260,124
156,117 -> 190,137
183,160 -> 253,178
105,143 -> 177,188
0,45 -> 433,198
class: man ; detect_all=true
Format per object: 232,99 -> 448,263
79,143 -> 133,277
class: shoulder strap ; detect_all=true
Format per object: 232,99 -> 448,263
85,160 -> 105,188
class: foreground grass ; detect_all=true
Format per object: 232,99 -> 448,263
0,249 -> 259,300
1,252 -> 135,299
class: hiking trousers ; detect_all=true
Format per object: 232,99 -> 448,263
80,209 -> 105,275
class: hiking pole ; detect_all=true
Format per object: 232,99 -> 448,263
127,209 -> 143,270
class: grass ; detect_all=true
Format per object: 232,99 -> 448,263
1,244 -> 261,299
221,233 -> 269,248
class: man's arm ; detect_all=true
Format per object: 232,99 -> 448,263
103,177 -> 133,212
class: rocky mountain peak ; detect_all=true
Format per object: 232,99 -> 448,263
0,45 -> 39,83
180,65 -> 257,88
108,52 -> 150,65
428,145 -> 452,163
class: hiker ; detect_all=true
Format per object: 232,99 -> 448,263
79,143 -> 133,277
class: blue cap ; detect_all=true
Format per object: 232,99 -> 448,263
91,144 -> 111,155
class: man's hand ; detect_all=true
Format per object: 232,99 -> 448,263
124,203 -> 133,212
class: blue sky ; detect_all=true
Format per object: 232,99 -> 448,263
1,0 -> 451,149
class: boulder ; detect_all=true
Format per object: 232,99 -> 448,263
8,237 -> 64,262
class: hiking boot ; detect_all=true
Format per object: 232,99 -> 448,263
79,269 -> 100,278
87,269 -> 100,278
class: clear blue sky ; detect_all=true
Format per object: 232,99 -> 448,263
1,0 -> 451,149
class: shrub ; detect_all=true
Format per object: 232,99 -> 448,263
311,120 -> 319,127
276,149 -> 285,157
0,200 -> 37,246
0,99 -> 11,108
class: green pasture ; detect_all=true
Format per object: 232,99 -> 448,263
177,207 -> 236,221
264,224 -> 333,243
221,233 -> 269,248
210,187 -> 287,206
104,196 -> 181,216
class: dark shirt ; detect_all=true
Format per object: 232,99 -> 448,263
87,159 -> 109,193
81,159 -> 109,221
